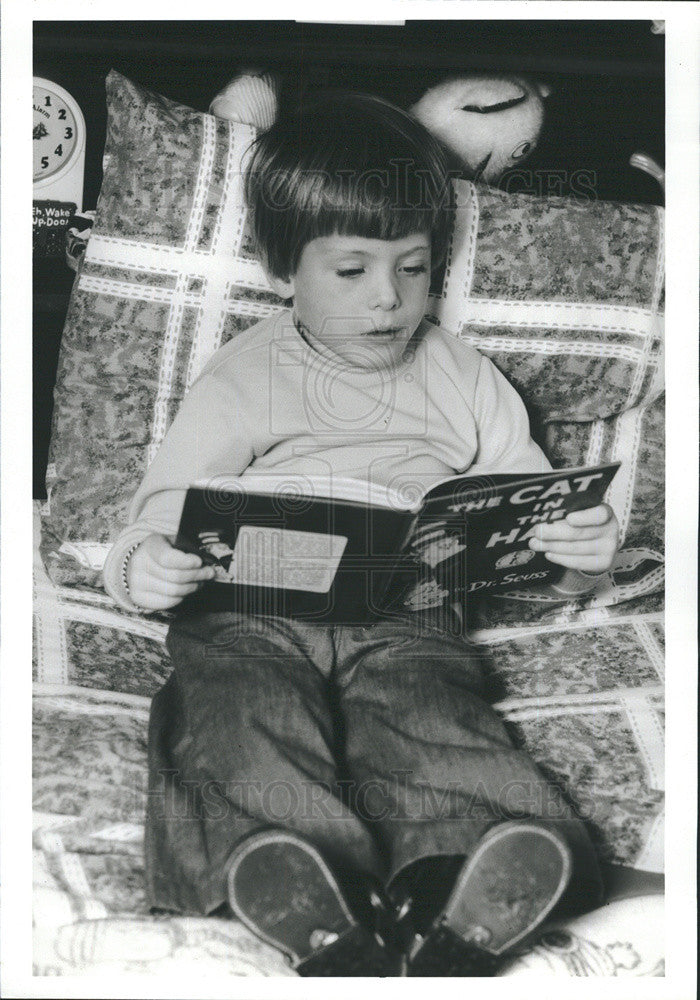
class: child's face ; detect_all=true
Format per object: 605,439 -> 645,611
270,232 -> 432,369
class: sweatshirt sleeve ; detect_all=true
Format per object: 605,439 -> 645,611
469,354 -> 551,477
468,353 -> 606,598
102,364 -> 256,610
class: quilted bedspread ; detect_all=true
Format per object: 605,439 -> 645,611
32,506 -> 664,977
28,71 -> 667,981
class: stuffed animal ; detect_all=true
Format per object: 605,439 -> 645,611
209,69 -> 549,186
409,74 -> 551,183
210,68 -> 280,131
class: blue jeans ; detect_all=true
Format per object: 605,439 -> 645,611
146,610 -> 602,915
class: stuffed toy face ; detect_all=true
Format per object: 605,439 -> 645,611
411,75 -> 551,183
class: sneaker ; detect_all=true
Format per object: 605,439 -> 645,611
407,821 -> 573,976
226,829 -> 399,976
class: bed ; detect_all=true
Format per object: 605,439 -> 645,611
33,68 -> 665,978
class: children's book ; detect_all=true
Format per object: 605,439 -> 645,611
175,463 -> 620,623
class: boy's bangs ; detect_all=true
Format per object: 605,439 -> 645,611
246,91 -> 453,278
290,163 -> 449,268
309,185 -> 440,243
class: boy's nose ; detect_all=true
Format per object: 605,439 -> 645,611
370,274 -> 401,312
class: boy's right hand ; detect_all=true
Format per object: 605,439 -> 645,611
126,533 -> 216,610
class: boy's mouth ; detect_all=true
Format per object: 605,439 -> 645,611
363,326 -> 403,338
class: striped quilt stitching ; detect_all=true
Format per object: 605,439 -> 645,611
149,114 -> 217,460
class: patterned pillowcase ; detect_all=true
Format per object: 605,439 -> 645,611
430,180 -> 665,608
432,181 -> 664,424
41,71 -> 279,586
41,71 -> 664,604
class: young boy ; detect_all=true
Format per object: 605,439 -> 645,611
103,92 -> 619,976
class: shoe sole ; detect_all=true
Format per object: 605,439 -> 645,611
226,829 -> 397,975
442,821 -> 572,956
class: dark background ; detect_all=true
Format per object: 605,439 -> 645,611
33,19 -> 665,497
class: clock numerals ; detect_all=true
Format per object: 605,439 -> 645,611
33,79 -> 85,190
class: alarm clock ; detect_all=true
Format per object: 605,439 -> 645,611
33,77 -> 86,211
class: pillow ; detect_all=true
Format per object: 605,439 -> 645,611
431,180 -> 665,609
42,71 -> 279,586
431,180 -> 664,425
41,71 -> 664,606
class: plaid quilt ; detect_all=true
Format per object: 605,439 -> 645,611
33,509 -> 664,975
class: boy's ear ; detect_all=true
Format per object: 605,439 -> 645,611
266,273 -> 295,300
261,258 -> 295,300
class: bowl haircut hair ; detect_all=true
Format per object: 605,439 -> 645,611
244,91 -> 453,281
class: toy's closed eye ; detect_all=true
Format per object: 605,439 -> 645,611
510,140 -> 533,160
539,931 -> 577,953
461,93 -> 527,114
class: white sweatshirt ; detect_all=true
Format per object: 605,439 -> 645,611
103,310 -> 595,610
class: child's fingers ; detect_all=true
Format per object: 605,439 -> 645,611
124,534 -> 216,610
564,504 -> 613,527
529,521 -> 610,544
127,587 -> 198,611
542,551 -> 611,571
136,554 -> 214,587
134,575 -> 208,598
148,567 -> 215,588
147,534 -> 206,570
532,538 -> 617,556
128,573 -> 212,610
128,536 -> 214,598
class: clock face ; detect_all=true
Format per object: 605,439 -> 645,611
33,82 -> 80,182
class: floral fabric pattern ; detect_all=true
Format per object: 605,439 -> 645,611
40,73 -> 664,622
32,600 -> 664,973
32,69 -> 666,975
34,548 -> 665,873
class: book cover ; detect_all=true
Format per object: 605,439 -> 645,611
176,478 -> 418,623
409,463 -> 621,597
175,463 -> 620,623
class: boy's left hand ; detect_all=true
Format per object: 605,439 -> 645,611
528,503 -> 620,574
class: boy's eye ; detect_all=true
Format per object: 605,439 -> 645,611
335,263 -> 427,278
336,267 -> 364,278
